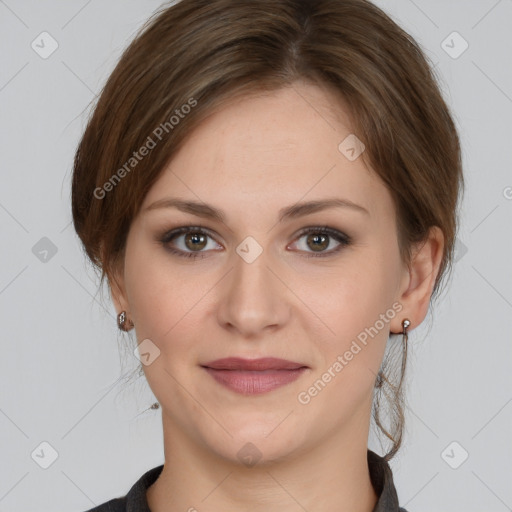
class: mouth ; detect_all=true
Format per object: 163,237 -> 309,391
200,357 -> 309,395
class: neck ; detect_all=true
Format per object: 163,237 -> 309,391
147,412 -> 378,512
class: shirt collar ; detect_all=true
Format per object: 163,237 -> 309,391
367,449 -> 407,512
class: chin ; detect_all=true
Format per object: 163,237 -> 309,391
200,419 -> 305,468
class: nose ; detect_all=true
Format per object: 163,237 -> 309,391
216,245 -> 291,338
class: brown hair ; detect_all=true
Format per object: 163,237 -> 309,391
71,0 -> 464,460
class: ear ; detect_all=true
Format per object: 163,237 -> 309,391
393,226 -> 445,333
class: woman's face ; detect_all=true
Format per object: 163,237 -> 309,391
113,81 -> 413,463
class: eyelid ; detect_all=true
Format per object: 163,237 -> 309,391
293,225 -> 351,242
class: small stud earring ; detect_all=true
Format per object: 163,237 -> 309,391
401,318 -> 411,338
117,311 -> 134,331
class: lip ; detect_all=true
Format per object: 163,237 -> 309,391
200,357 -> 309,395
202,357 -> 307,371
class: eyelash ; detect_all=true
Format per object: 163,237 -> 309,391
158,225 -> 352,260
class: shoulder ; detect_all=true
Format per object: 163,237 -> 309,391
79,464 -> 164,512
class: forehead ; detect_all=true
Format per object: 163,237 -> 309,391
140,83 -> 393,225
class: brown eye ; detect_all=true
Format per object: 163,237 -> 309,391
291,226 -> 351,258
306,232 -> 329,252
159,225 -> 351,260
160,226 -> 221,259
184,232 -> 208,251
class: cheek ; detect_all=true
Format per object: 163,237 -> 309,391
123,241 -> 216,350
300,280 -> 393,419
309,252 -> 396,326
309,253 -> 398,373
123,240 -> 180,338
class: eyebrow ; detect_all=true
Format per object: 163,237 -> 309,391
143,197 -> 370,222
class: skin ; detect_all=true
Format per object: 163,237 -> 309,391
110,80 -> 444,512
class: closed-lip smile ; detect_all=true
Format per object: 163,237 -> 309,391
200,357 -> 309,394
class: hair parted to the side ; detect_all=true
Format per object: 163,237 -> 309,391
71,0 -> 464,460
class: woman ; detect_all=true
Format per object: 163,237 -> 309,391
72,0 -> 464,510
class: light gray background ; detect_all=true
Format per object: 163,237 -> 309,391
0,0 -> 511,511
